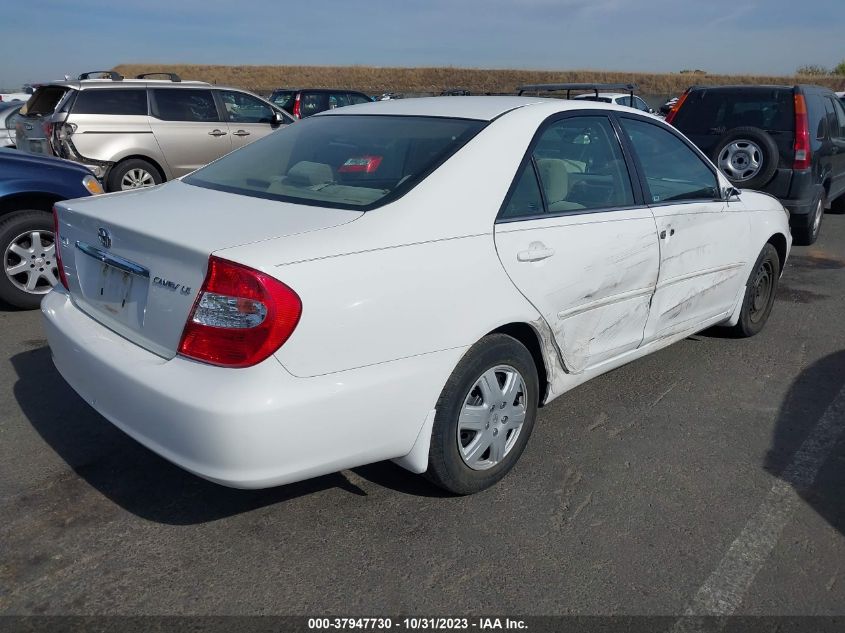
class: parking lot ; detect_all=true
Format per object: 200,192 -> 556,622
1,210 -> 843,617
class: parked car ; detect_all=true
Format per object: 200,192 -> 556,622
573,92 -> 654,113
0,148 -> 102,309
0,102 -> 24,147
44,97 -> 790,494
269,88 -> 373,118
15,71 -> 293,192
666,84 -> 845,244
440,88 -> 472,96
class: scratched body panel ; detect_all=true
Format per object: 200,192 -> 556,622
495,208 -> 660,374
645,201 -> 750,344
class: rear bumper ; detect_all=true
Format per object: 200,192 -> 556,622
41,289 -> 459,488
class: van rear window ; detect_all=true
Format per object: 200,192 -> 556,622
673,89 -> 794,134
185,114 -> 486,210
72,89 -> 148,115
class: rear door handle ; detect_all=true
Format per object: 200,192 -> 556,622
208,129 -> 228,137
517,247 -> 555,262
233,130 -> 251,137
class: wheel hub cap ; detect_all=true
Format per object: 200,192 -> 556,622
457,365 -> 527,471
718,140 -> 763,182
4,229 -> 58,295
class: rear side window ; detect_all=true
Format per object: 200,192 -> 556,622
673,89 -> 794,134
348,93 -> 372,105
72,89 -> 147,115
300,92 -> 330,117
151,89 -> 220,122
23,86 -> 69,116
621,117 -> 719,203
184,115 -> 486,210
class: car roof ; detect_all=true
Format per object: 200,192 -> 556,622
37,79 -> 226,90
271,88 -> 370,95
317,95 -> 630,121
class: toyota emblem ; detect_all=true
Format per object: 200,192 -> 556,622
97,227 -> 112,249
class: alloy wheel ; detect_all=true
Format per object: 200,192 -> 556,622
4,229 -> 58,295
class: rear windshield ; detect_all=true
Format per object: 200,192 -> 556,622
184,114 -> 486,210
23,85 -> 70,116
673,88 -> 794,134
270,90 -> 296,110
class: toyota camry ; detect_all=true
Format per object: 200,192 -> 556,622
43,97 -> 791,494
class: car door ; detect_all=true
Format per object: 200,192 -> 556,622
823,96 -> 845,200
148,88 -> 232,176
217,89 -> 289,149
617,115 -> 750,343
495,113 -> 660,374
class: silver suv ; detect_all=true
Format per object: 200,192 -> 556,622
16,71 -> 293,191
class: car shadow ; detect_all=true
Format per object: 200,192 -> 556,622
764,350 -> 845,537
11,345 -> 374,526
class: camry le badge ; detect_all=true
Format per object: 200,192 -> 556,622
97,227 -> 112,249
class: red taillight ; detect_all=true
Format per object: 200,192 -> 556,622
664,89 -> 690,125
52,206 -> 69,290
292,94 -> 301,119
178,256 -> 302,368
338,155 -> 383,173
793,93 -> 812,170
42,121 -> 54,137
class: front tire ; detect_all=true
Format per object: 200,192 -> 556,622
426,334 -> 539,495
731,243 -> 780,338
0,209 -> 58,309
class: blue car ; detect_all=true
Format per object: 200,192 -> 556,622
0,148 -> 103,308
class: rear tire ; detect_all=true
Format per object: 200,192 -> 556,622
792,195 -> 824,246
0,209 -> 57,310
107,158 -> 163,192
731,243 -> 780,338
426,334 -> 539,495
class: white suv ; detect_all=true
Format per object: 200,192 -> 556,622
16,71 -> 294,191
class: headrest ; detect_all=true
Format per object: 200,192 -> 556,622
286,161 -> 333,187
535,158 -> 570,203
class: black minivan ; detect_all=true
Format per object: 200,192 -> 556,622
667,84 -> 845,244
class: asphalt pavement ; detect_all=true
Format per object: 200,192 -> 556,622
1,214 -> 844,618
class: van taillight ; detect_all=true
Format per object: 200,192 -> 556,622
292,94 -> 301,119
793,93 -> 812,170
52,206 -> 69,290
42,121 -> 53,137
178,256 -> 302,368
664,89 -> 690,125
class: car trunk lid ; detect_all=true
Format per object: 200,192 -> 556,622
15,85 -> 73,156
55,180 -> 363,358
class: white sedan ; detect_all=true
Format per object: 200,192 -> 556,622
43,96 -> 791,494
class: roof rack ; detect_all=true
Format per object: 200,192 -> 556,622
78,71 -> 124,81
135,72 -> 182,82
517,82 -> 638,98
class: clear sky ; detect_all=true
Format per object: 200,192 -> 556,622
1,0 -> 842,88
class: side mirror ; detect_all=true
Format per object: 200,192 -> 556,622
724,186 -> 741,201
271,111 -> 287,127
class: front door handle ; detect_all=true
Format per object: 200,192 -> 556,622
208,129 -> 228,137
659,229 -> 676,239
517,246 -> 556,262
233,130 -> 251,137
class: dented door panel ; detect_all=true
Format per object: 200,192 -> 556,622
644,202 -> 749,343
495,208 -> 660,374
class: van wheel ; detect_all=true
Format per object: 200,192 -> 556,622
0,210 -> 58,310
731,244 -> 780,338
426,334 -> 539,495
107,159 -> 163,192
711,127 -> 779,189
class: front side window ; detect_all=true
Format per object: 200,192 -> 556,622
184,115 -> 486,210
348,93 -> 372,105
151,89 -> 219,122
531,116 -> 634,212
620,117 -> 719,203
220,90 -> 274,124
72,89 -> 147,116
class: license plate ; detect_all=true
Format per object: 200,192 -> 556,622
95,262 -> 135,316
28,139 -> 46,154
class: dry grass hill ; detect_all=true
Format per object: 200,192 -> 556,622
114,64 -> 845,98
